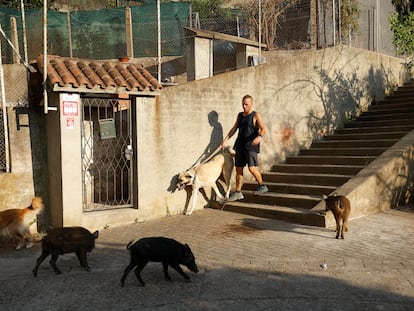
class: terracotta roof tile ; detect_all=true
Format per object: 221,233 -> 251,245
36,55 -> 162,94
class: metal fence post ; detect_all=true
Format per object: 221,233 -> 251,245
126,7 -> 134,58
0,34 -> 10,173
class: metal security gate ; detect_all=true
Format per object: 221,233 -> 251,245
81,97 -> 134,211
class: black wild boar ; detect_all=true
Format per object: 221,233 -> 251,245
32,226 -> 99,276
120,237 -> 199,287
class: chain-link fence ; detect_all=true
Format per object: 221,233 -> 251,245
0,3 -> 190,62
0,2 -> 318,63
0,1 -> 397,64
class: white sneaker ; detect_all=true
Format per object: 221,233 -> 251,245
228,191 -> 244,201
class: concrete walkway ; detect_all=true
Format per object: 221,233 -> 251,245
1,206 -> 414,310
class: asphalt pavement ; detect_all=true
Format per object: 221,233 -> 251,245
0,206 -> 413,310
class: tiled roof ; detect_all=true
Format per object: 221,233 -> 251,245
35,55 -> 162,95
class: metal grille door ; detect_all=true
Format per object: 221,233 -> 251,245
81,97 -> 133,211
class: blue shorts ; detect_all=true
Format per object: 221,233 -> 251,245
235,149 -> 258,167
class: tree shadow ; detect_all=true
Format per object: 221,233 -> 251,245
380,145 -> 414,209
262,47 -> 401,165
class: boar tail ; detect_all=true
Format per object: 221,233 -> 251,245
126,240 -> 133,249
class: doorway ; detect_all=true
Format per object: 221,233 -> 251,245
81,96 -> 134,211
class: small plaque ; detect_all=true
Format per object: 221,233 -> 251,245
99,118 -> 116,139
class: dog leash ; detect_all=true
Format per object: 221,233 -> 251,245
189,145 -> 223,170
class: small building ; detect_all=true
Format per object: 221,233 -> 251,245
32,55 -> 162,229
184,27 -> 267,81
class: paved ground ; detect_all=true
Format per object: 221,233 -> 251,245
1,206 -> 414,311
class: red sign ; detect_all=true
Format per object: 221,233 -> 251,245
62,101 -> 78,116
66,118 -> 75,129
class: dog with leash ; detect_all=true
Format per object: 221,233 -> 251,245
176,146 -> 235,215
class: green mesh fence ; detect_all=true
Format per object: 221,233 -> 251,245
0,3 -> 190,62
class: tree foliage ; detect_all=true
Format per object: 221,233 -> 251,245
389,11 -> 414,57
392,0 -> 414,15
2,0 -> 46,9
234,0 -> 301,49
189,0 -> 231,19
340,0 -> 360,44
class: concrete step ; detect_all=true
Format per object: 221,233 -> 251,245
270,164 -> 364,175
334,124 -> 414,134
222,201 -> 326,227
236,191 -> 321,209
299,147 -> 387,156
310,139 -> 397,149
262,172 -> 352,186
357,112 -> 414,121
243,182 -> 336,196
285,155 -> 376,166
385,93 -> 414,99
322,131 -> 407,141
393,89 -> 414,95
366,104 -> 414,113
344,118 -> 414,128
376,97 -> 414,104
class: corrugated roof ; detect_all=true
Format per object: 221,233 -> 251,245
35,55 -> 162,95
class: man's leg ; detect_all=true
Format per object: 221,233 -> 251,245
228,166 -> 245,201
248,165 -> 263,184
235,166 -> 244,191
248,165 -> 269,195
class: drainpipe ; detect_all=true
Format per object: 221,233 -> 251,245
258,0 -> 262,62
43,0 -> 48,114
157,0 -> 161,84
0,35 -> 10,172
20,0 -> 28,65
332,0 -> 336,46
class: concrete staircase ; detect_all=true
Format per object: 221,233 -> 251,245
224,79 -> 414,227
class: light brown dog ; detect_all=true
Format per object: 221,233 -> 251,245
0,197 -> 44,249
176,146 -> 235,215
323,194 -> 351,239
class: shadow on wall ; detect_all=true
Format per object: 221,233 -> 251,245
366,64 -> 399,104
190,110 -> 224,168
390,146 -> 414,207
26,106 -> 50,231
166,110 -> 224,195
262,49 -> 400,165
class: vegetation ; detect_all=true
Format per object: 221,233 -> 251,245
2,0 -> 46,9
234,0 -> 301,49
389,11 -> 414,56
188,0 -> 231,18
0,0 -> 145,10
390,0 -> 414,73
340,0 -> 360,45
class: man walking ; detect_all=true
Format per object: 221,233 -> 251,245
221,95 -> 268,201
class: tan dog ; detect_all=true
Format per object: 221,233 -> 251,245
177,146 -> 235,215
323,194 -> 351,239
0,197 -> 44,249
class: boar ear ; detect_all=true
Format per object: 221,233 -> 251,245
322,194 -> 328,200
93,231 -> 99,239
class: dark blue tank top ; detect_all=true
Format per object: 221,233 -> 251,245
234,111 -> 260,152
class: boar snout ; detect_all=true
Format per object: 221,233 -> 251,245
189,263 -> 199,273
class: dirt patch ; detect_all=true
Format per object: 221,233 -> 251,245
213,222 -> 260,237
